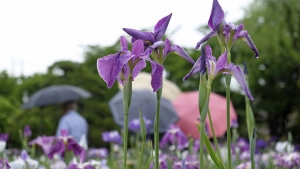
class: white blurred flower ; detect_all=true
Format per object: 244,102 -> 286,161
275,141 -> 294,153
0,141 -> 6,153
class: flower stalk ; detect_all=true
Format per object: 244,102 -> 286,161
225,74 -> 232,169
154,85 -> 163,169
122,75 -> 133,169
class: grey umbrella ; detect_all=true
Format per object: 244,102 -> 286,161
109,89 -> 179,133
22,84 -> 91,109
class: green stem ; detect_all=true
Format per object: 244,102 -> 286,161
207,110 -> 222,160
137,141 -> 145,169
199,85 -> 211,169
154,86 -> 163,169
123,76 -> 133,169
225,74 -> 232,169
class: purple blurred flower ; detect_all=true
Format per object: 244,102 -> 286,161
102,131 -> 122,144
173,156 -> 199,169
231,119 -> 239,128
97,36 -> 146,88
68,150 -> 95,169
128,117 -> 152,132
256,139 -> 268,150
184,45 -> 253,100
23,125 -> 32,137
275,152 -> 300,168
0,133 -> 9,141
3,162 -> 10,169
88,148 -> 108,159
29,135 -> 56,154
48,129 -> 83,159
160,125 -> 188,150
195,0 -> 259,58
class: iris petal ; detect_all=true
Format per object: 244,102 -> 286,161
208,0 -> 225,30
149,60 -> 164,92
238,30 -> 259,58
227,64 -> 254,100
154,13 -> 172,41
170,45 -> 195,64
123,28 -> 154,43
195,30 -> 217,49
97,52 -> 133,88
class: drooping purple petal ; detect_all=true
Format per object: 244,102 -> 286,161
48,139 -> 65,159
195,30 -> 217,49
153,13 -> 172,41
215,51 -> 228,74
79,150 -> 86,164
0,133 -> 9,141
208,0 -> 225,30
132,60 -> 146,80
67,138 -> 83,156
183,46 -> 206,80
131,40 -> 144,58
3,163 -> 10,169
120,36 -> 128,52
123,28 -> 154,43
29,136 -> 56,155
23,125 -> 32,137
170,45 -> 195,64
97,52 -> 133,88
149,60 -> 164,92
227,64 -> 254,100
238,30 -> 259,58
159,132 -> 171,148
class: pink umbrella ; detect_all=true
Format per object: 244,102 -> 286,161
173,91 -> 237,139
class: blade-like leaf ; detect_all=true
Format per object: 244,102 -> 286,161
196,123 -> 226,169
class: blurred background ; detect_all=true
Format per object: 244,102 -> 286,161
0,0 -> 299,148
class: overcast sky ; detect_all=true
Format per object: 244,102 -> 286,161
0,0 -> 253,77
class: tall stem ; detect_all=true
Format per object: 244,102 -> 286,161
154,86 -> 163,169
207,110 -> 222,160
123,76 -> 132,169
225,74 -> 232,169
199,84 -> 211,169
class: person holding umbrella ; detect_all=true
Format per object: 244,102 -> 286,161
56,101 -> 88,144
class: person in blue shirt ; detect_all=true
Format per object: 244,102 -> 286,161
56,101 -> 88,143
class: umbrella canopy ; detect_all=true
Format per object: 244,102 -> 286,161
22,84 -> 92,109
173,91 -> 237,139
118,72 -> 182,101
109,89 -> 179,133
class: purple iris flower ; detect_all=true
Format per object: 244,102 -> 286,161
48,129 -> 83,159
123,13 -> 172,45
97,36 -> 146,88
159,125 -> 188,150
173,156 -> 199,169
195,0 -> 259,58
29,135 -> 56,154
88,148 -> 108,159
123,14 -> 195,92
23,125 -> 32,138
184,45 -> 254,100
68,150 -> 95,169
101,131 -> 122,144
231,119 -> 239,128
128,117 -> 152,132
0,133 -> 9,141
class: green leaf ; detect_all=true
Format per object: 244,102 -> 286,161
196,123 -> 226,169
144,154 -> 153,169
139,109 -> 147,142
